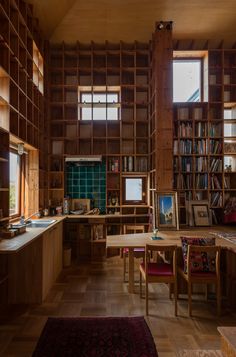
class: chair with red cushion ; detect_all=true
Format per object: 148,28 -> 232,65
178,244 -> 221,316
122,225 -> 145,282
139,244 -> 177,316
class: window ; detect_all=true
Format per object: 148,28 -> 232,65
9,151 -> 21,217
79,87 -> 120,120
173,60 -> 201,102
122,176 -> 147,205
33,41 -> 44,94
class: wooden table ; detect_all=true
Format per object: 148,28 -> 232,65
106,229 -> 236,293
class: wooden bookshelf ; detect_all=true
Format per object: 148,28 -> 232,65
48,41 -> 150,229
0,0 -> 47,216
173,47 -> 236,225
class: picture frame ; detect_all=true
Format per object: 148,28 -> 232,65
186,200 -> 212,226
155,191 -> 179,230
192,204 -> 210,226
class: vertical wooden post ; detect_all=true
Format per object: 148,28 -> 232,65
152,21 -> 173,190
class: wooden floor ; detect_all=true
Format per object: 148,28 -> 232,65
1,256 -> 236,356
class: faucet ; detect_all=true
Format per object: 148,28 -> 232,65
20,212 -> 41,225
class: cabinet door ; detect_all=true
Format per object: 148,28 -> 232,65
53,222 -> 63,280
42,229 -> 54,300
8,237 -> 43,304
42,222 -> 63,300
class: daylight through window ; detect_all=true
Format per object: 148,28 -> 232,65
79,87 -> 120,120
173,60 -> 201,102
10,151 -> 20,216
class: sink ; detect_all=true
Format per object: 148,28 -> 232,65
27,219 -> 56,228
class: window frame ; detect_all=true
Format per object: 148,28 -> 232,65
78,86 -> 120,121
122,175 -> 147,205
9,150 -> 22,219
173,57 -> 203,102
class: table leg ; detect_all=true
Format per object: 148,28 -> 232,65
128,248 -> 134,293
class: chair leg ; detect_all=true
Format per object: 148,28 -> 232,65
188,282 -> 192,317
174,280 -> 178,316
217,282 -> 221,317
123,254 -> 127,282
169,283 -> 172,299
145,281 -> 149,315
140,272 -> 142,298
205,284 -> 208,301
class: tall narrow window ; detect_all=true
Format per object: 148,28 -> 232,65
9,152 -> 21,216
173,60 -> 201,102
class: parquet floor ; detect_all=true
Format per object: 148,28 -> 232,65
0,257 -> 236,356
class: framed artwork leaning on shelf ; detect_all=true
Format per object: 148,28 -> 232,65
155,191 -> 179,230
192,203 -> 211,226
186,200 -> 212,226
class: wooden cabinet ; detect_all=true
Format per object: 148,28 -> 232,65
5,222 -> 63,304
8,236 -> 43,304
42,221 -> 63,300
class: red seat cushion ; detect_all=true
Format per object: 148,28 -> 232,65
140,262 -> 173,276
123,248 -> 145,254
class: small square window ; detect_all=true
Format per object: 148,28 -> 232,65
122,176 -> 147,205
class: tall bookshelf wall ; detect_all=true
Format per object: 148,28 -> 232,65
0,0 -> 47,218
174,48 -> 236,225
48,41 -> 150,231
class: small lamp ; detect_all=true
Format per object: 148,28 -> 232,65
18,143 -> 24,155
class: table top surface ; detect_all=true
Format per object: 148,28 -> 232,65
106,228 -> 236,252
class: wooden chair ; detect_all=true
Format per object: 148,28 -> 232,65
123,225 -> 145,282
178,245 -> 221,316
139,244 -> 177,316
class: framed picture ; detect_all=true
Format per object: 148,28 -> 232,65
186,200 -> 212,226
192,204 -> 210,226
155,191 -> 179,230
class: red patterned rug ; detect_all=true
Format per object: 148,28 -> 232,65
32,316 -> 158,357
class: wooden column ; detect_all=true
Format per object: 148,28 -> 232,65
152,21 -> 173,190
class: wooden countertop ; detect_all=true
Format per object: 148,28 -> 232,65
0,217 -> 65,254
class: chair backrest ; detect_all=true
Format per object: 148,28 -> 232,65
124,225 -> 145,234
145,244 -> 177,276
187,245 -> 221,277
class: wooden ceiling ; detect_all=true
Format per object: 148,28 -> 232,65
30,0 -> 236,45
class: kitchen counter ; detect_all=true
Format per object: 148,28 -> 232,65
0,216 -> 65,253
0,214 -> 118,253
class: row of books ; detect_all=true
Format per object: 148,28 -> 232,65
174,139 -> 223,155
196,173 -> 208,189
209,124 -> 222,137
210,192 -> 223,206
210,174 -> 222,189
209,139 -> 222,154
174,173 -> 209,189
210,158 -> 223,172
174,174 -> 193,189
195,157 -> 208,172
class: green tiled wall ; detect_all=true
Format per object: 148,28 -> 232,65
66,161 -> 106,213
